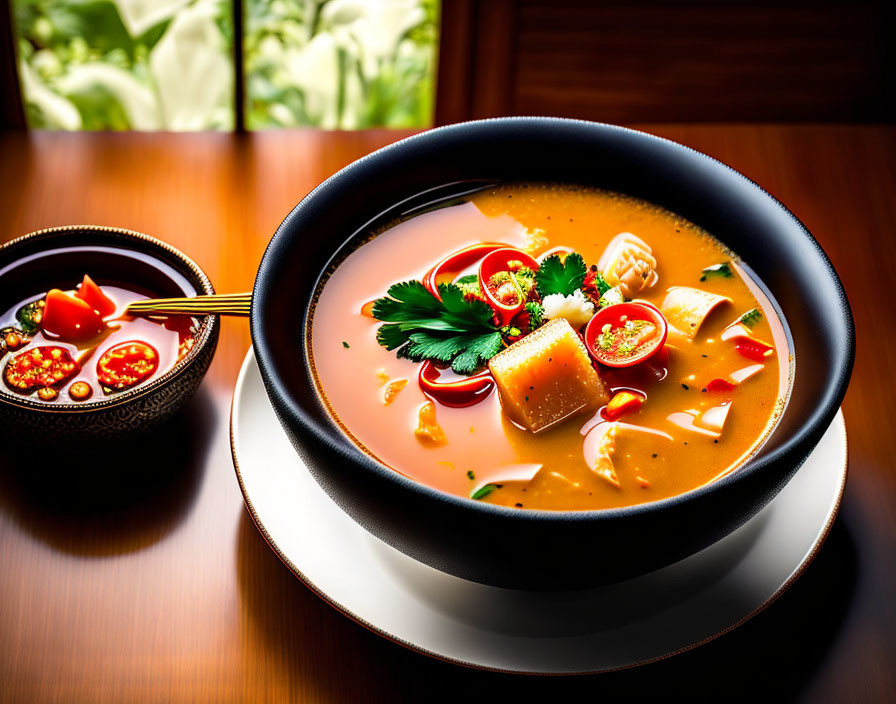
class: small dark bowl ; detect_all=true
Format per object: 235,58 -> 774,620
0,226 -> 218,441
252,118 -> 854,590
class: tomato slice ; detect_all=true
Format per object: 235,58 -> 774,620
42,289 -> 105,341
75,275 -> 117,317
3,345 -> 80,393
584,302 -> 668,368
97,341 -> 160,391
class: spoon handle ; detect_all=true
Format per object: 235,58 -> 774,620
125,293 -> 252,317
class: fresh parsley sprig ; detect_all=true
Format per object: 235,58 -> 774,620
372,281 -> 504,375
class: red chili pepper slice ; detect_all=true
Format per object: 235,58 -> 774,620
422,242 -> 508,299
705,378 -> 737,392
735,339 -> 774,362
418,360 -> 494,408
96,341 -> 160,391
3,345 -> 80,393
477,248 -> 540,326
75,274 -> 117,317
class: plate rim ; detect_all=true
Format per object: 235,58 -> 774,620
230,350 -> 849,676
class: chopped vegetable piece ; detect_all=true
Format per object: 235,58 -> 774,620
705,378 -> 737,392
42,289 -> 105,341
3,345 -> 79,393
16,299 -> 44,334
584,302 -> 668,368
96,341 -> 159,391
737,308 -> 763,328
597,232 -> 659,298
488,318 -> 609,433
372,280 -> 503,375
382,378 -> 408,405
418,361 -> 494,408
69,381 -> 93,401
605,391 -> 644,420
661,287 -> 731,339
471,484 -> 495,500
414,401 -> 447,445
75,275 -> 116,317
535,252 -> 587,297
700,262 -> 733,281
736,339 -> 775,361
524,301 -> 544,329
37,387 -> 59,401
360,301 -> 376,318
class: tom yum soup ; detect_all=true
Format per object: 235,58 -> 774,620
310,184 -> 790,511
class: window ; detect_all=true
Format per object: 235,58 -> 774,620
12,0 -> 438,131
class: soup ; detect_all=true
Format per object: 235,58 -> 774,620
310,184 -> 789,511
1,274 -> 196,403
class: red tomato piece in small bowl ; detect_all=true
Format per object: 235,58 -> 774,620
585,302 -> 668,368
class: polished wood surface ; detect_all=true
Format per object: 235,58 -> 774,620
0,126 -> 893,702
437,1 -> 894,123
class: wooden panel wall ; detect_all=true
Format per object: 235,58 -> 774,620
437,0 -> 894,124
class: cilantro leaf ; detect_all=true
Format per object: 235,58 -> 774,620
372,281 -> 503,374
592,270 -> 611,297
700,262 -> 733,281
536,252 -> 587,297
524,301 -> 544,328
738,308 -> 763,328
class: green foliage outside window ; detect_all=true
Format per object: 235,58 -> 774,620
13,0 -> 438,131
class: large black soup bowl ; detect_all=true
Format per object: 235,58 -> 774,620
252,118 -> 854,590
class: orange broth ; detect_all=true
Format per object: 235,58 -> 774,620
309,184 -> 790,511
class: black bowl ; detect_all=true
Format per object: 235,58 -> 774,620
252,118 -> 854,590
0,226 -> 218,441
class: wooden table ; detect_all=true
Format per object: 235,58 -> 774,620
0,126 -> 893,702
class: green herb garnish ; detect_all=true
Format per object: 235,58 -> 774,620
471,484 -> 495,500
536,252 -> 587,297
16,299 -> 44,334
738,308 -> 762,328
524,301 -> 544,328
342,341 -> 350,348
700,262 -> 733,281
467,470 -> 475,480
373,281 -> 504,375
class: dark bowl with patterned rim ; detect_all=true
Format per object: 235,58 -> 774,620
0,226 -> 218,442
252,118 -> 854,589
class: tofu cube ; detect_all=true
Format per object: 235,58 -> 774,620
488,318 -> 609,433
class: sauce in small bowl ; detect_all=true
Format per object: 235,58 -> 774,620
0,226 -> 219,441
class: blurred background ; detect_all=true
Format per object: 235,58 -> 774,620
1,0 -> 892,132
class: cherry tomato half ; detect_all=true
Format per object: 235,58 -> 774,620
584,302 -> 668,368
96,341 -> 159,391
3,345 -> 80,393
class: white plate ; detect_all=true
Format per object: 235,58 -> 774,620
231,351 -> 847,674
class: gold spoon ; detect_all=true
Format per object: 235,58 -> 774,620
125,293 -> 252,317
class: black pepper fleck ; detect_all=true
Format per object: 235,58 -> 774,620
652,453 -> 658,458
714,439 -> 719,444
524,396 -> 529,402
529,385 -> 534,390
515,503 -> 523,508
682,384 -> 689,390
702,354 -> 708,358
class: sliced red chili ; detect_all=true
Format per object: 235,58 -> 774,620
736,339 -> 774,362
418,360 -> 494,408
422,242 -> 508,299
97,341 -> 160,391
3,345 -> 80,393
477,247 -> 540,326
705,378 -> 737,392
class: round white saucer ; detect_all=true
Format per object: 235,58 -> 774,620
230,351 -> 847,674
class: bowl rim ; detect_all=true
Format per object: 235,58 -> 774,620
252,116 -> 855,523
0,224 -> 218,414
